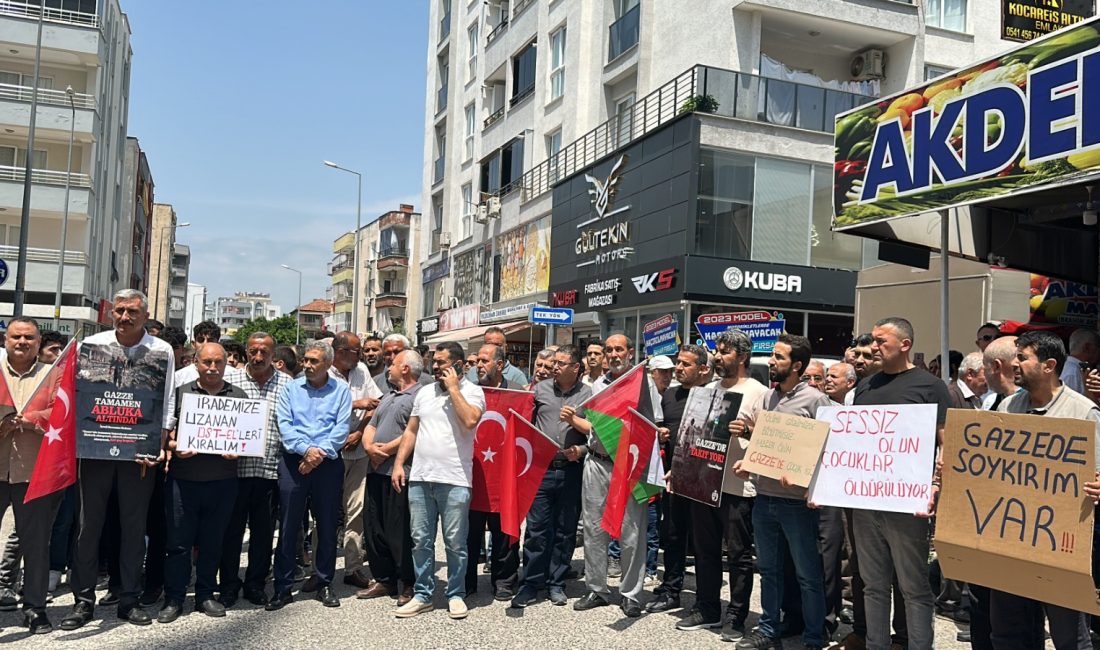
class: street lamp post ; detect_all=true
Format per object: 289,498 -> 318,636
52,86 -> 76,331
12,6 -> 44,316
152,221 -> 190,323
323,160 -> 362,335
281,264 -> 302,345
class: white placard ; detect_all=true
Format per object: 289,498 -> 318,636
177,392 -> 268,458
808,404 -> 938,514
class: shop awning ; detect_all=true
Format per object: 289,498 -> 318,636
830,18 -> 1100,283
421,319 -> 532,347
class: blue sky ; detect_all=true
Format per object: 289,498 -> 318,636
125,1 -> 428,314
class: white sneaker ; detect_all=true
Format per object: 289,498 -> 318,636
395,597 -> 433,618
448,597 -> 468,619
48,570 -> 61,593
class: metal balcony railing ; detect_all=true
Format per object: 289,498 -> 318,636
483,105 -> 504,129
486,18 -> 508,44
0,244 -> 85,264
608,4 -> 640,61
0,164 -> 91,187
0,0 -> 99,28
0,82 -> 96,110
379,246 -> 409,258
506,64 -> 875,202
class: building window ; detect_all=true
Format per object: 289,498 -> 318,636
752,157 -> 812,266
511,41 -> 537,104
0,146 -> 47,168
467,23 -> 479,82
613,93 -> 635,148
464,104 -> 476,160
437,59 -> 449,113
461,184 -> 473,239
479,137 -> 524,195
0,72 -> 52,89
547,129 -> 562,182
924,64 -> 953,81
696,148 -> 754,259
810,165 -> 862,270
925,0 -> 966,32
549,27 -> 566,101
0,224 -> 20,247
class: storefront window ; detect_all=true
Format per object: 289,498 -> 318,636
605,312 -> 639,359
810,165 -> 863,270
807,312 -> 855,358
697,149 -> 753,259
752,157 -> 811,266
422,280 -> 439,318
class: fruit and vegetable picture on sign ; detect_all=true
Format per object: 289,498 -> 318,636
834,18 -> 1100,228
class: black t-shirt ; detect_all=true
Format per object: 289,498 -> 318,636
852,367 -> 952,426
661,385 -> 691,470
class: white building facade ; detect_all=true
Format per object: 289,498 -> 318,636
212,291 -> 281,334
0,0 -> 134,337
419,0 -> 1038,356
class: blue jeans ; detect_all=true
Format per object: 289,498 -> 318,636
408,481 -> 471,602
753,494 -> 826,647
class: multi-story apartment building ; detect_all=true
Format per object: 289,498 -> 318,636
167,242 -> 188,329
118,136 -> 152,296
419,0 -> 1028,358
0,0 -> 133,337
212,291 -> 281,334
148,202 -> 184,323
329,203 -> 423,336
290,298 -> 332,341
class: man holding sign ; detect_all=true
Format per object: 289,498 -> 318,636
850,318 -> 950,650
158,343 -> 244,623
731,334 -> 831,650
993,331 -> 1100,649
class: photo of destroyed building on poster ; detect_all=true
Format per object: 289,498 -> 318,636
670,386 -> 742,506
75,342 -> 168,460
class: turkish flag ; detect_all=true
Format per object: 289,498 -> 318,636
471,387 -> 534,513
601,407 -> 657,540
24,341 -> 78,503
500,408 -> 559,542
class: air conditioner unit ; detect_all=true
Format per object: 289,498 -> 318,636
851,49 -> 886,81
439,231 -> 452,248
487,195 -> 502,218
438,292 -> 451,311
474,203 -> 489,224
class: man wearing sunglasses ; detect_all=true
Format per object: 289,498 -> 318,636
974,323 -> 1001,353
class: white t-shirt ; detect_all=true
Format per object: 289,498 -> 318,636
710,377 -> 769,498
408,378 -> 486,487
329,362 -> 383,460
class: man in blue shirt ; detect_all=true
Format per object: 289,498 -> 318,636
266,341 -> 352,612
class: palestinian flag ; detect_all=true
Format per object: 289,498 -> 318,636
581,363 -> 665,536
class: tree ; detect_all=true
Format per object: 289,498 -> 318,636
232,315 -> 301,346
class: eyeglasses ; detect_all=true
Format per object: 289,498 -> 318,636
978,334 -> 996,341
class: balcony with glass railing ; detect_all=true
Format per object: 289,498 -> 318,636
0,0 -> 100,28
608,4 -> 640,62
508,64 -> 875,201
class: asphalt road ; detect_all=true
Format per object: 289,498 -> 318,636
0,511 -> 1021,649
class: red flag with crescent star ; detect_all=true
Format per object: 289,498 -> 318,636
471,387 -> 534,513
601,407 -> 657,540
24,340 -> 78,503
500,408 -> 559,542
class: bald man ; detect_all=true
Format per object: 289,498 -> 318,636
158,343 -> 246,623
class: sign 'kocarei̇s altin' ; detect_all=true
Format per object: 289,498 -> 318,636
833,17 -> 1100,230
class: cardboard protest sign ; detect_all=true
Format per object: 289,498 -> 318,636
936,409 -> 1100,615
176,393 -> 268,458
742,411 -> 829,488
670,386 -> 742,506
808,404 -> 937,513
76,343 -> 169,461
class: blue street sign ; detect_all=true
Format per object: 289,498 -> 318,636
530,306 -> 574,325
0,259 -> 8,287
